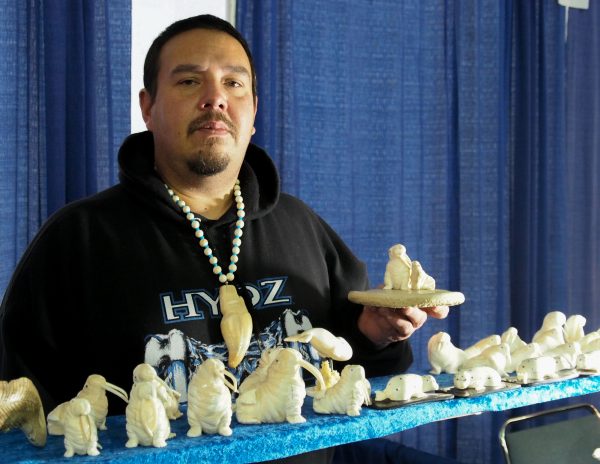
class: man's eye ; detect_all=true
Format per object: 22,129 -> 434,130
179,79 -> 198,86
226,80 -> 243,88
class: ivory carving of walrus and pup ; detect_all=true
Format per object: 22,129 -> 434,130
348,244 -> 465,309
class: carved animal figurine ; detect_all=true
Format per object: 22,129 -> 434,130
307,360 -> 341,396
506,343 -> 542,373
0,377 -> 47,447
501,327 -> 527,353
383,244 -> 412,290
319,361 -> 341,390
463,334 -> 501,359
313,365 -> 371,416
155,381 -> 182,421
427,332 -> 467,374
576,350 -> 600,372
532,328 -> 565,353
410,260 -> 436,290
374,374 -> 438,402
532,311 -> 567,344
285,328 -> 353,361
544,342 -> 582,369
219,284 -> 253,369
62,398 -> 100,458
563,314 -> 586,343
453,367 -> 503,391
584,338 -> 600,354
580,332 -> 600,352
187,358 -> 238,437
460,343 -> 511,376
235,348 -> 325,424
48,374 -> 129,435
238,347 -> 285,395
125,363 -> 173,448
516,356 -> 559,384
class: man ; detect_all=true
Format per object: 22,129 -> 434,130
0,14 -> 447,459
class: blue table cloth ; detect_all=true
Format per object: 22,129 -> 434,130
2,373 -> 600,463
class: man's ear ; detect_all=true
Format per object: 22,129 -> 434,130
139,89 -> 154,131
252,96 -> 258,135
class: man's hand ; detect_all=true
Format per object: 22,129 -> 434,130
358,305 -> 449,349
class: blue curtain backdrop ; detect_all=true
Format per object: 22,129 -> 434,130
237,1 -> 600,463
0,0 -> 130,298
565,6 -> 600,334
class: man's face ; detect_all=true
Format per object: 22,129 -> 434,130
140,28 -> 257,178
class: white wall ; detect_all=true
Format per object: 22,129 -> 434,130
131,0 -> 235,133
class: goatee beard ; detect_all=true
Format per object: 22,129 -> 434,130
186,149 -> 230,176
186,112 -> 236,176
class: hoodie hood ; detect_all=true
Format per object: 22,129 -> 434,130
117,131 -> 280,224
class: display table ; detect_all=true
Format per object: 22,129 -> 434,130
3,372 -> 600,463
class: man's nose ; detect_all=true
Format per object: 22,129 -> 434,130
198,79 -> 227,110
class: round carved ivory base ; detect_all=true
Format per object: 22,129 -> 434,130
347,288 -> 465,309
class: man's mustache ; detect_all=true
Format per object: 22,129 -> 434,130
187,112 -> 237,137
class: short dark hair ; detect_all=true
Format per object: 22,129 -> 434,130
143,14 -> 257,101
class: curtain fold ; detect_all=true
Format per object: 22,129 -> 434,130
565,6 -> 600,333
238,1 -> 598,462
509,0 -> 567,342
0,0 -> 130,298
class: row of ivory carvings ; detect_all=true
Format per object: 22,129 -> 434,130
0,327 -> 373,457
0,243 -> 460,456
428,311 -> 600,387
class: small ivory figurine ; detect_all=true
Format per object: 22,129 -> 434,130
62,398 -> 100,458
460,343 -> 511,376
0,377 -> 47,447
584,338 -> 600,354
238,347 -> 285,395
374,374 -> 438,402
506,343 -> 542,373
219,284 -> 253,369
463,334 -> 501,359
235,348 -> 325,424
307,360 -> 341,395
580,332 -> 600,352
453,367 -> 503,391
125,363 -> 174,448
532,311 -> 567,344
285,328 -> 353,361
157,381 -> 182,421
319,361 -> 341,390
187,358 -> 238,437
500,327 -> 527,353
544,342 -> 582,369
382,244 -> 436,291
383,244 -> 412,290
532,327 -> 565,352
427,332 -> 467,374
312,365 -> 371,416
563,314 -> 586,343
410,261 -> 435,291
576,350 -> 600,372
48,374 -> 129,435
516,356 -> 559,383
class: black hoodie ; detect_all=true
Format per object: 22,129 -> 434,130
0,131 -> 412,414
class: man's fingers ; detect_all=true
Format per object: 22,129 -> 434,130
422,306 -> 450,319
